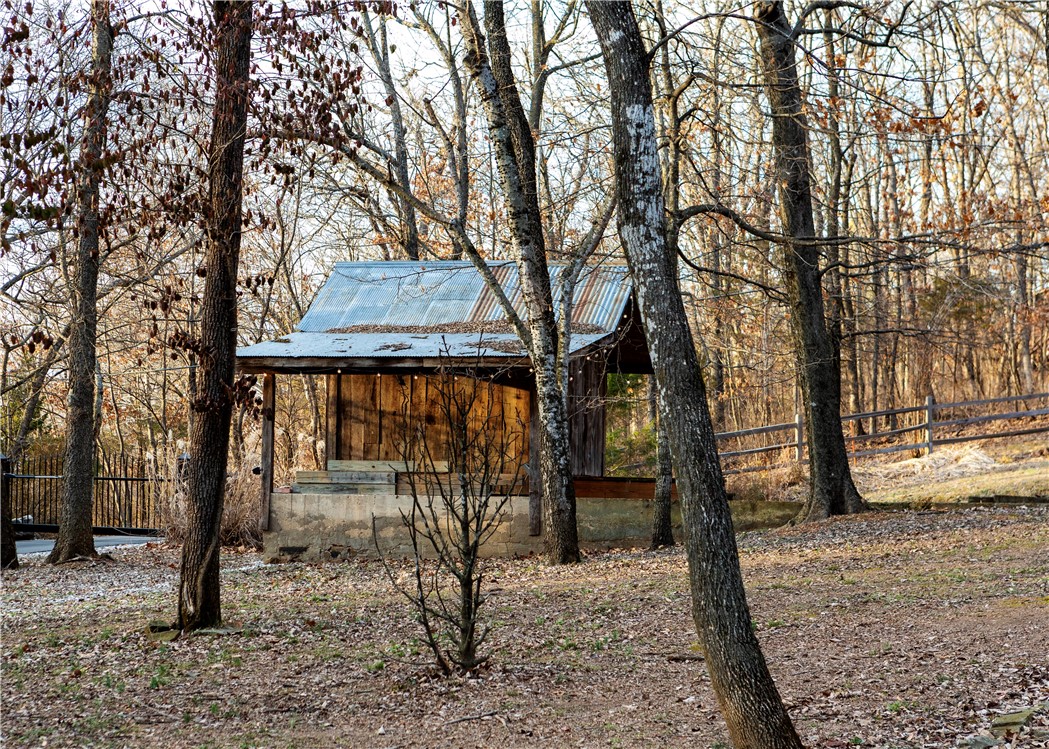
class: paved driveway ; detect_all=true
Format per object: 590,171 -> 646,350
15,535 -> 159,555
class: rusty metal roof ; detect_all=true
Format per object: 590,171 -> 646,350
237,261 -> 635,370
296,261 -> 631,333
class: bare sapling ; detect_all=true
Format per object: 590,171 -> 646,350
375,365 -> 525,675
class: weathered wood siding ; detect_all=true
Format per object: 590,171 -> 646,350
326,368 -> 608,481
327,374 -> 531,474
568,359 -> 607,476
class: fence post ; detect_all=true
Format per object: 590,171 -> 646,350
925,395 -> 935,455
1,454 -> 10,507
794,412 -> 804,463
176,452 -> 190,483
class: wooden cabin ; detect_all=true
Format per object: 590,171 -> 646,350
237,261 -> 656,559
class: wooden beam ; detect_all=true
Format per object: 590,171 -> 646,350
238,355 -> 532,374
527,386 -> 542,536
325,374 -> 339,464
260,373 -> 275,532
573,477 -> 678,500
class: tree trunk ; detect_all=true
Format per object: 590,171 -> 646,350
461,0 -> 579,564
48,0 -> 113,564
1015,254 -> 1035,394
587,4 -> 802,747
754,1 -> 866,522
649,385 -> 674,548
177,0 -> 252,631
363,10 -> 420,260
11,336 -> 66,460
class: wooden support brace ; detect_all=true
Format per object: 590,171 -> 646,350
260,373 -> 275,532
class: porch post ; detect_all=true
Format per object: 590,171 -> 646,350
528,384 -> 542,536
324,374 -> 340,467
259,373 -> 275,532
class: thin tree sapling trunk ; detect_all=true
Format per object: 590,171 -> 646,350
648,386 -> 674,548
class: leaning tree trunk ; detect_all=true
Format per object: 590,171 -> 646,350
176,0 -> 252,631
587,3 -> 803,747
754,1 -> 867,522
48,0 -> 114,564
461,0 -> 579,563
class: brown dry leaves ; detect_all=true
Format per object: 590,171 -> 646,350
3,506 -> 1048,748
327,321 -> 605,335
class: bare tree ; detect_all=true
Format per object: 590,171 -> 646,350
587,2 -> 803,747
176,0 -> 252,632
377,366 -> 523,674
48,0 -> 114,563
754,1 -> 867,521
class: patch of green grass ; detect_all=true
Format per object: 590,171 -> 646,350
98,672 -> 126,692
590,629 -> 622,651
17,726 -> 55,742
886,699 -> 917,713
206,648 -> 243,668
148,663 -> 172,689
310,643 -> 343,661
77,714 -> 123,733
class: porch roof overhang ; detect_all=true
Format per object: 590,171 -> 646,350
237,330 -> 617,375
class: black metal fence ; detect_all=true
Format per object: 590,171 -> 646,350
3,454 -> 165,534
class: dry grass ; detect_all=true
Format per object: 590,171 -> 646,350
724,436 -> 1049,506
147,439 -> 262,549
3,506 -> 1048,748
855,439 -> 1049,505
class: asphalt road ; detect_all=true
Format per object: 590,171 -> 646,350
15,535 -> 158,555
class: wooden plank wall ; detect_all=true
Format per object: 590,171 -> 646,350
568,358 -> 607,477
333,374 -> 530,474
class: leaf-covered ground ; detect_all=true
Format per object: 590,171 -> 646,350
3,505 -> 1048,748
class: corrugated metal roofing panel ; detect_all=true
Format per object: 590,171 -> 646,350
295,261 -> 630,333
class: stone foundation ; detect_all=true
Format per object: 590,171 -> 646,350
263,491 -> 796,563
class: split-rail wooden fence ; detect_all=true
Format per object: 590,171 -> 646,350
717,391 -> 1049,475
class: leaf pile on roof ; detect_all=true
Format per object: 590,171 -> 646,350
326,321 -> 606,335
